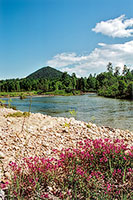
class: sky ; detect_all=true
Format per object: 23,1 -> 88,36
0,0 -> 133,79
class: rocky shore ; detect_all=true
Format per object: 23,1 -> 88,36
0,107 -> 132,183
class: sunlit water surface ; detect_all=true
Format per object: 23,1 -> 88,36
3,94 -> 133,131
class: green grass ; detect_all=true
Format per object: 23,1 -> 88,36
44,90 -> 81,96
86,123 -> 91,128
5,111 -> 30,118
0,90 -> 81,98
0,91 -> 38,98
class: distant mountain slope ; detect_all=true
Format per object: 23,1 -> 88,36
27,66 -> 63,79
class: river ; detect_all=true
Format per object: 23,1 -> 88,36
3,93 -> 133,131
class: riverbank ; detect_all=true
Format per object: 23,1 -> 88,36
0,90 -> 83,98
0,107 -> 132,183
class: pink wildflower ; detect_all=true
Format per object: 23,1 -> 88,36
41,193 -> 49,198
123,156 -> 127,160
107,183 -> 111,192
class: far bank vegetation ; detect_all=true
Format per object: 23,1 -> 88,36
0,64 -> 132,99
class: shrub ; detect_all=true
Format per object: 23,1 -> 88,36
20,94 -> 26,99
5,111 -> 30,118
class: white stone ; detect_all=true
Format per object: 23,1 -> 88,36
0,152 -> 5,159
0,189 -> 5,200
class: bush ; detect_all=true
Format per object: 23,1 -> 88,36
5,111 -> 30,118
20,94 -> 26,99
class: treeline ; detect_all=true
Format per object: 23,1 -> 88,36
0,63 -> 133,99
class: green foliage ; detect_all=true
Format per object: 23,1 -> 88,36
118,80 -> 127,97
69,109 -> 77,118
8,98 -> 12,108
114,66 -> 120,76
86,123 -> 91,128
5,111 -> 30,118
126,81 -> 133,99
87,74 -> 96,90
27,66 -> 63,80
0,65 -> 132,100
0,99 -> 6,107
97,65 -> 133,99
64,122 -> 70,128
107,62 -> 113,73
20,94 -> 26,99
72,73 -> 77,89
45,90 -> 68,95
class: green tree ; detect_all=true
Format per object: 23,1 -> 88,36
118,80 -> 127,97
62,72 -> 71,88
114,66 -> 120,76
8,80 -> 16,92
122,65 -> 129,75
107,62 -> 113,74
78,77 -> 85,91
126,81 -> 133,99
43,80 -> 49,91
72,73 -> 77,89
15,81 -> 20,92
87,74 -> 96,90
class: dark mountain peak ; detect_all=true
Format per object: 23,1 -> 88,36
27,66 -> 63,80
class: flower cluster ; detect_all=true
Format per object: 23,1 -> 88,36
1,138 -> 132,199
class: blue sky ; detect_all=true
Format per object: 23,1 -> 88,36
0,0 -> 133,79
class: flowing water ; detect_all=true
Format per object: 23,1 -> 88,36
3,93 -> 133,131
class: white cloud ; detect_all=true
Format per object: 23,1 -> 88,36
47,53 -> 88,68
92,15 -> 133,38
46,40 -> 133,77
98,43 -> 107,47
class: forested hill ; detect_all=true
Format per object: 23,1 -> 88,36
0,63 -> 133,99
27,66 -> 63,79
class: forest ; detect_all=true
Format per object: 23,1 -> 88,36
0,63 -> 133,99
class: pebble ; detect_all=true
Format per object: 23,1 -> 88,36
0,152 -> 5,159
0,189 -> 5,200
5,171 -> 11,180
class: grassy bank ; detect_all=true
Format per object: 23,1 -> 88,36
44,89 -> 81,96
0,90 -> 81,98
0,91 -> 38,98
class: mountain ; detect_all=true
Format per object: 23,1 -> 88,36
26,66 -> 63,80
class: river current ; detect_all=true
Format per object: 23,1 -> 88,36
3,93 -> 133,131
